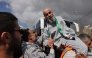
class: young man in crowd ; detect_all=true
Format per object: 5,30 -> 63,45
78,34 -> 92,52
21,29 -> 55,58
0,12 -> 22,58
78,34 -> 92,58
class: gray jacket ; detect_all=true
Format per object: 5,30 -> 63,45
21,41 -> 55,58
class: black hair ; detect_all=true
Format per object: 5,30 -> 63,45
21,29 -> 29,42
0,12 -> 17,35
78,34 -> 91,40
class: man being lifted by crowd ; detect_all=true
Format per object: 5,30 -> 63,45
37,8 -> 88,57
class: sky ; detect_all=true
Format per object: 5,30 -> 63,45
0,0 -> 92,29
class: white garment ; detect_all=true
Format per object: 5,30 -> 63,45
63,50 -> 76,58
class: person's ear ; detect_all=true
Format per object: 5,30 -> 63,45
0,32 -> 11,44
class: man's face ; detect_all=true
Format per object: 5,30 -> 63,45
9,21 -> 22,51
43,9 -> 53,20
28,30 -> 37,42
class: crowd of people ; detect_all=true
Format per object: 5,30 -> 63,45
0,8 -> 92,58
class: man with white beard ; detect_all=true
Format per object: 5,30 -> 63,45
37,8 -> 88,58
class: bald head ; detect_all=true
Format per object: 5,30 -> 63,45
43,8 -> 54,19
43,8 -> 52,14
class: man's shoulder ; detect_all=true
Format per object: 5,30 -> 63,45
38,17 -> 45,20
26,44 -> 39,52
55,16 -> 63,18
55,16 -> 65,22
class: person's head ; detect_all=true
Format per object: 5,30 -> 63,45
22,29 -> 37,43
28,30 -> 37,43
43,8 -> 54,20
0,12 -> 22,53
78,34 -> 92,48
